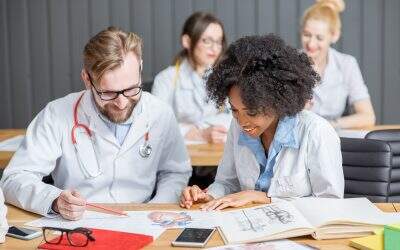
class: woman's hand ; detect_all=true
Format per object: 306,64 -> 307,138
201,126 -> 228,143
180,185 -> 214,209
200,190 -> 271,211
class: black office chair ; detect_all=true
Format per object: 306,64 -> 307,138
365,129 -> 400,202
341,137 -> 393,202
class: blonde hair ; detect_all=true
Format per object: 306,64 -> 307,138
83,26 -> 142,82
302,0 -> 345,36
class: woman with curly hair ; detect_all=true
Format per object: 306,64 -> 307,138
180,34 -> 344,210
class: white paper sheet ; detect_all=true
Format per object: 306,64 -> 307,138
0,135 -> 24,151
26,210 -> 219,239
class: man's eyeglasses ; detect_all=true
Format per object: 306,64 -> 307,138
42,227 -> 95,247
200,37 -> 223,49
88,73 -> 142,101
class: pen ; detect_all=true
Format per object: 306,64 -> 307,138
86,203 -> 129,217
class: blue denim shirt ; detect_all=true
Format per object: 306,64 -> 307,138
238,115 -> 300,192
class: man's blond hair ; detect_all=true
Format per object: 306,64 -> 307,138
83,26 -> 142,82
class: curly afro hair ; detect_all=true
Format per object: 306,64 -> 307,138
206,34 -> 319,118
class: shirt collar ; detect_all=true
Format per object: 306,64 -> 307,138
238,114 -> 299,149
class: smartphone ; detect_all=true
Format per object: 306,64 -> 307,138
7,226 -> 42,240
171,228 -> 215,248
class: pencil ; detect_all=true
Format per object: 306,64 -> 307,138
86,203 -> 128,216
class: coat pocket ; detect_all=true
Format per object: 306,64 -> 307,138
272,172 -> 311,198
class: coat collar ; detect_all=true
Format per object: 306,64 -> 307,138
79,90 -> 150,153
238,114 -> 300,151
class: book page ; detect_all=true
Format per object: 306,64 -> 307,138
206,239 -> 314,250
218,201 -> 314,244
291,197 -> 400,228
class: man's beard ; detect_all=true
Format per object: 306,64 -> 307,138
93,93 -> 140,123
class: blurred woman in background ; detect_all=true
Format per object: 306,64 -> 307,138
152,12 -> 230,143
301,0 -> 375,129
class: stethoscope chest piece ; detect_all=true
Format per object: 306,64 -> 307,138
139,144 -> 152,158
139,131 -> 152,158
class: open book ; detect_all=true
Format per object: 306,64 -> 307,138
217,197 -> 400,244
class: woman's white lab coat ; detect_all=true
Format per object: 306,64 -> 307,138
207,110 -> 344,200
152,59 -> 231,135
0,91 -> 192,216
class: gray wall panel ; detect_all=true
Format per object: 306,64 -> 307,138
69,0 -> 90,92
383,0 -> 400,123
27,0 -> 51,115
215,0 -> 235,43
363,0 -> 383,122
49,0 -> 72,99
278,0 -> 298,47
173,0 -> 193,55
237,0 -> 256,38
0,0 -> 12,128
110,0 -> 130,31
1,0 -> 400,127
258,0 -> 278,35
131,0 -> 153,81
89,0 -> 110,35
341,0 -> 362,63
7,0 -> 32,127
153,0 -> 173,75
193,0 -> 215,13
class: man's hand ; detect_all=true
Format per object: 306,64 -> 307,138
200,190 -> 271,211
52,190 -> 86,220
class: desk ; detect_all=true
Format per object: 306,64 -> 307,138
1,203 -> 398,250
2,125 -> 400,168
0,129 -> 224,168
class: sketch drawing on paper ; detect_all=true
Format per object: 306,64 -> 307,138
234,205 -> 294,232
147,211 -> 193,228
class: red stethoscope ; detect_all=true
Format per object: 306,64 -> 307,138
71,92 -> 152,162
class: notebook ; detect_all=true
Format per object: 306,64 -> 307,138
217,198 -> 400,245
350,234 -> 383,250
38,228 -> 153,250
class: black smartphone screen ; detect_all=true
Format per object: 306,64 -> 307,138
175,228 -> 214,243
7,226 -> 37,237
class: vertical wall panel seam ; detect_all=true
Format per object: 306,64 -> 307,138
67,0 -> 74,94
88,0 -> 92,35
171,0 -> 175,60
46,0 -> 54,100
360,0 -> 364,70
127,0 -> 131,31
107,0 -> 111,28
151,0 -> 155,77
381,0 -> 386,122
276,0 -> 279,34
255,0 -> 259,35
24,0 -> 33,121
6,1 -> 14,126
4,0 -> 12,127
234,0 -> 238,39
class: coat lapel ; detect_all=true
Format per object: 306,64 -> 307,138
80,90 -> 120,147
118,94 -> 148,155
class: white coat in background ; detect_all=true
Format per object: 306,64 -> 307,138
207,110 -> 344,201
152,59 -> 231,135
0,189 -> 8,243
0,91 -> 192,216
